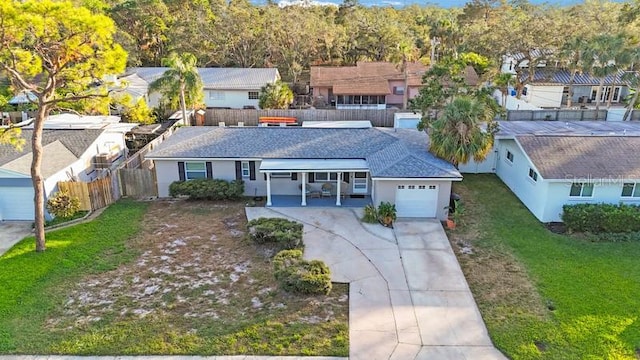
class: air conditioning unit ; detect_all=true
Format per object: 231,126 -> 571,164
94,153 -> 116,169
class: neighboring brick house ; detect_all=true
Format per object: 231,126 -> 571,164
310,61 -> 479,110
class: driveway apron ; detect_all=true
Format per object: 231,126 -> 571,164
0,222 -> 32,256
245,207 -> 506,360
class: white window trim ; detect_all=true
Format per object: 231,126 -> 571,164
248,91 -> 259,100
505,150 -> 514,164
241,161 -> 250,178
569,182 -> 594,198
185,161 -> 206,180
315,172 -> 339,182
621,182 -> 640,198
528,168 -> 538,182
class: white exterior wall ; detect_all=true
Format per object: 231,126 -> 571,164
523,84 -> 564,108
494,139 -> 548,221
373,179 -> 452,221
458,148 -> 498,174
540,180 -> 640,222
154,159 -> 373,198
204,89 -> 261,109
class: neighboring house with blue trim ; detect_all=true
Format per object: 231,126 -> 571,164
0,114 -> 134,221
459,121 -> 640,222
146,126 -> 462,220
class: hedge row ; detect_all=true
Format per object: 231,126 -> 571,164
273,249 -> 332,295
169,179 -> 244,200
562,203 -> 640,233
247,217 -> 304,251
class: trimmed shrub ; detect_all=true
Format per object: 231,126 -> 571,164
362,204 -> 378,223
169,179 -> 244,200
46,191 -> 81,218
247,217 -> 303,250
273,249 -> 332,295
562,203 -> 640,234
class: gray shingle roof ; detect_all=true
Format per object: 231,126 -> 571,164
129,67 -> 280,90
516,135 -> 640,179
0,129 -> 104,169
146,127 -> 461,179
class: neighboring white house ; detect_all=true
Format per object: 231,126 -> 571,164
145,126 -> 462,220
122,67 -> 281,109
0,114 -> 136,221
459,121 -> 640,222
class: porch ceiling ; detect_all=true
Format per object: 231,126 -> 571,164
259,159 -> 369,172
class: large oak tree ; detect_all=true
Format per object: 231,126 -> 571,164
0,0 -> 126,251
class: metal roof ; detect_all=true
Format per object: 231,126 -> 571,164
129,67 -> 280,90
522,68 -> 635,86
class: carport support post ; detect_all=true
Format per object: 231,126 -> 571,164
301,172 -> 307,206
266,173 -> 272,206
336,173 -> 341,206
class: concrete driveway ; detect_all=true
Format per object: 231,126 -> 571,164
0,221 -> 32,256
246,207 -> 506,360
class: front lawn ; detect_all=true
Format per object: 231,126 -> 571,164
450,175 -> 640,360
0,200 -> 348,356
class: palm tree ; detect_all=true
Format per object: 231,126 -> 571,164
258,80 -> 294,109
493,73 -> 513,110
558,36 -> 587,108
149,52 -> 203,125
583,34 -> 627,113
428,96 -> 498,167
622,71 -> 640,121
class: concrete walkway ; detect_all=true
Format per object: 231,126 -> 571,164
0,357 -> 342,360
0,221 -> 32,256
246,207 -> 506,360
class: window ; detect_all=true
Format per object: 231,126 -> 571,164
418,185 -> 426,189
506,150 -> 514,163
408,185 -> 416,189
185,162 -> 206,180
209,91 -> 225,100
591,86 -> 622,102
528,168 -> 538,181
315,172 -> 338,181
522,86 -> 528,96
397,185 -> 405,189
429,185 -> 436,189
570,182 -> 594,197
271,172 -> 291,178
248,91 -> 259,100
621,183 -> 640,197
241,161 -> 250,178
393,86 -> 404,95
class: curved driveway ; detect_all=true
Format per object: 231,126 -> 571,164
246,207 -> 506,360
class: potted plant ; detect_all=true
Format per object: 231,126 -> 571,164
444,199 -> 465,230
377,202 -> 397,227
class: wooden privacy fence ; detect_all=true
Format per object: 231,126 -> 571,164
118,168 -> 158,198
205,109 -> 401,127
58,175 -> 115,212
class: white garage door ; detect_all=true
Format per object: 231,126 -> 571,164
0,187 -> 35,221
395,184 -> 438,218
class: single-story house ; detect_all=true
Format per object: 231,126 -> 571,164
0,114 -> 134,221
145,126 -> 462,220
310,61 -> 480,110
519,69 -> 633,109
122,67 -> 281,109
458,121 -> 640,222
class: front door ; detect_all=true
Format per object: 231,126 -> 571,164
353,172 -> 368,194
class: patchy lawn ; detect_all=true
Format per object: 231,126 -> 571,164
0,200 -> 348,356
449,175 -> 640,360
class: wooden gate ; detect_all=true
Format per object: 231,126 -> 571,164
58,175 -> 115,211
118,168 -> 158,198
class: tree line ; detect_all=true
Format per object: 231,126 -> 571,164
98,0 -> 639,81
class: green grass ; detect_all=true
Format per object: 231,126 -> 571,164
0,200 -> 148,353
456,175 -> 640,359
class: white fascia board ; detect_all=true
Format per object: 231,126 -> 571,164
372,177 -> 462,181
